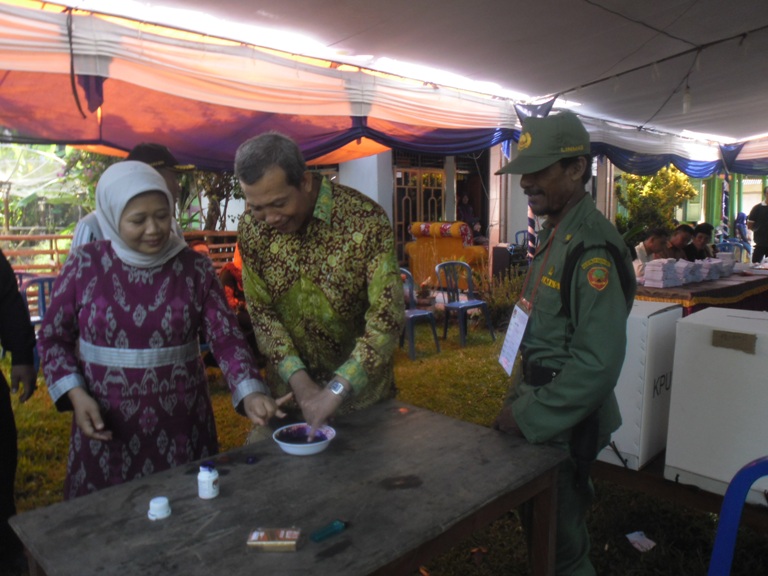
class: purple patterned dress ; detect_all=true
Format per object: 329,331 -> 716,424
38,242 -> 265,499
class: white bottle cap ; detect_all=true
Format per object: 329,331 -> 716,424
148,496 -> 171,521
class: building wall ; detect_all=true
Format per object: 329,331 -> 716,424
338,151 -> 395,223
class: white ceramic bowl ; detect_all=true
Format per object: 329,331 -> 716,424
273,423 -> 336,456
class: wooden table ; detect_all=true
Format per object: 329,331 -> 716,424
636,272 -> 768,316
11,401 -> 566,576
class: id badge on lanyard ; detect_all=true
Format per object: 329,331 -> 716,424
498,297 -> 532,375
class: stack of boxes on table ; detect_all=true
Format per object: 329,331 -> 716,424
643,255 -> 736,288
601,299 -> 768,505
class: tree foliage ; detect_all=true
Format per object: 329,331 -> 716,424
615,165 -> 697,242
1,145 -> 243,232
191,171 -> 241,230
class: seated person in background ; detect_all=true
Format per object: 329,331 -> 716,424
457,194 -> 477,226
633,227 -> 669,277
659,223 -> 694,260
733,212 -> 752,256
734,212 -> 748,242
684,223 -> 716,261
472,221 -> 489,246
188,239 -> 211,256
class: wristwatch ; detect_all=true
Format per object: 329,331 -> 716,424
327,379 -> 351,400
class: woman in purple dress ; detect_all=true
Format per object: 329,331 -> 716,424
38,161 -> 286,499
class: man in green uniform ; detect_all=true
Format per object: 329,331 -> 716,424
235,132 -> 405,438
494,112 -> 635,575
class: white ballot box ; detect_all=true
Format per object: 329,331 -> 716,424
598,301 -> 682,470
664,307 -> 768,505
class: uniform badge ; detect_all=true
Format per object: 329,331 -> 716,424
587,267 -> 609,291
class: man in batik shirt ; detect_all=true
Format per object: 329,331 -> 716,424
235,133 -> 404,437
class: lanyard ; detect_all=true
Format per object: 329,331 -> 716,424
498,226 -> 559,375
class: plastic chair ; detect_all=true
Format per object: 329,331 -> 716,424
15,271 -> 35,287
399,268 -> 440,359
434,261 -> 495,347
715,242 -> 744,263
514,229 -> 527,247
708,455 -> 768,575
20,275 -> 57,327
725,237 -> 751,258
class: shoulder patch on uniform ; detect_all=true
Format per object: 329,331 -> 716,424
586,266 -> 609,291
582,257 -> 611,269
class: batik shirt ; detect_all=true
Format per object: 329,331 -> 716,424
238,175 -> 405,415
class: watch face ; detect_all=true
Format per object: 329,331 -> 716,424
330,381 -> 342,393
329,381 -> 346,396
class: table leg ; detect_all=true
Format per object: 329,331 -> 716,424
370,465 -> 560,576
25,548 -> 48,576
528,466 -> 558,576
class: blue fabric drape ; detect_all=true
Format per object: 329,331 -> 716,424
720,143 -> 768,175
591,142 -> 723,178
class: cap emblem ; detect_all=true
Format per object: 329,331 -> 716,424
518,132 -> 532,151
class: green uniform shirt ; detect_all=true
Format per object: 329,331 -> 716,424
511,194 -> 636,445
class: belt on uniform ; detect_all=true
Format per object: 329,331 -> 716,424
522,362 -> 560,387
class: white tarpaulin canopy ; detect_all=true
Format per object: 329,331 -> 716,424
1,0 -> 767,174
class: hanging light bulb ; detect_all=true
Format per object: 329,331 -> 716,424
683,83 -> 691,114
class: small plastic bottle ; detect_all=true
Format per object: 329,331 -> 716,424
197,464 -> 219,499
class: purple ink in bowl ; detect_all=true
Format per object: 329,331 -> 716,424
273,423 -> 336,456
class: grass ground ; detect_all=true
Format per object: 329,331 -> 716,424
7,321 -> 768,575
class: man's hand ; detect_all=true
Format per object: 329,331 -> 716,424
287,371 -> 348,435
68,387 -> 113,441
288,370 -> 322,407
243,392 -> 292,427
301,387 -> 345,436
493,404 -> 524,437
10,364 -> 37,403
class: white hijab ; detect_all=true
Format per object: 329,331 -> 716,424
95,161 -> 187,268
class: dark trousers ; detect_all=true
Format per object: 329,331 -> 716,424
0,376 -> 23,564
752,244 -> 768,263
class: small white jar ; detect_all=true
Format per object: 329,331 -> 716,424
148,496 -> 171,520
197,465 -> 219,499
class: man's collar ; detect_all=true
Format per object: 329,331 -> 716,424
312,175 -> 333,225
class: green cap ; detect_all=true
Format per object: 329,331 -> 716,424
496,111 -> 590,175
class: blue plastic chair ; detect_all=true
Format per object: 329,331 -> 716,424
514,229 -> 527,247
715,242 -> 744,263
15,271 -> 35,287
399,268 -> 440,360
20,275 -> 57,327
708,455 -> 768,575
725,237 -> 751,258
434,261 -> 495,347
